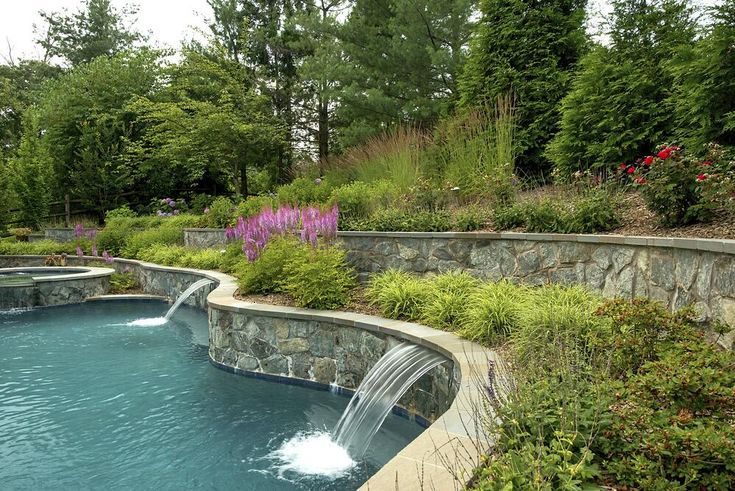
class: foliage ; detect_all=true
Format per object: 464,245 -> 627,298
595,339 -> 735,490
435,99 -> 516,203
138,244 -> 226,271
280,244 -> 357,309
206,196 -> 235,228
105,205 -> 136,219
512,285 -> 605,372
632,146 -> 714,226
0,239 -> 82,256
346,208 -> 453,232
336,0 -> 474,148
670,0 -> 735,149
454,206 -> 487,232
460,281 -> 528,344
492,189 -> 621,234
108,271 -> 138,294
120,226 -> 184,259
276,177 -> 333,205
421,271 -> 480,330
235,196 -> 275,219
236,236 -> 308,295
547,0 -> 696,178
37,0 -> 144,66
460,0 -> 587,175
365,269 -> 432,321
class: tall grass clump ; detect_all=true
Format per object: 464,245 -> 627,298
513,285 -> 607,373
460,280 -> 529,344
422,271 -> 480,330
324,127 -> 427,193
435,94 -> 516,203
365,269 -> 432,321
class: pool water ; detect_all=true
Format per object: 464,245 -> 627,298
0,301 -> 423,490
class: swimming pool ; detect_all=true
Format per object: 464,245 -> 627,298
0,301 -> 423,490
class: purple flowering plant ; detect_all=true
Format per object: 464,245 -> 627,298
227,204 -> 339,261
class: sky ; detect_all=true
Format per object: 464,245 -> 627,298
0,0 -> 722,64
0,0 -> 212,62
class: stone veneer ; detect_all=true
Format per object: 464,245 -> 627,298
184,228 -> 229,248
0,254 -> 491,490
0,265 -> 113,309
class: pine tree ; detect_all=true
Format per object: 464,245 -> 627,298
459,0 -> 587,176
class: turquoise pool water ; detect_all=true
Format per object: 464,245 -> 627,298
0,301 -> 423,490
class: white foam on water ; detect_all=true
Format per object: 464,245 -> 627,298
271,431 -> 356,478
127,317 -> 168,327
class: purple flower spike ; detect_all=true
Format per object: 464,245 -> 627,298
74,223 -> 85,238
91,245 -> 98,257
76,246 -> 83,257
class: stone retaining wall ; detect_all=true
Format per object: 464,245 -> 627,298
0,265 -> 112,309
184,228 -> 229,248
340,232 -> 735,348
209,307 -> 457,421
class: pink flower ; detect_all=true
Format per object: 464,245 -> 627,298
76,246 -> 83,257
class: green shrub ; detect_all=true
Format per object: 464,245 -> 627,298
570,190 -> 621,233
138,243 -> 227,270
0,239 -> 80,255
121,227 -> 183,259
276,177 -> 333,205
329,181 -> 376,223
109,272 -> 138,294
97,221 -> 137,255
220,242 -> 247,273
236,195 -> 275,219
638,147 -> 715,226
236,236 -> 309,294
592,298 -> 699,377
421,271 -> 480,330
189,193 -> 213,214
460,281 -> 528,344
206,196 -> 235,228
595,339 -> 735,490
365,269 -> 433,321
492,203 -> 526,230
105,205 -> 136,219
280,245 -> 357,309
454,207 -> 486,232
348,208 -> 452,232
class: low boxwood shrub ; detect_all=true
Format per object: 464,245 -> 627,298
347,208 -> 453,232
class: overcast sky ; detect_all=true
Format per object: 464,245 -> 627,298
0,0 -> 722,64
0,0 -> 212,62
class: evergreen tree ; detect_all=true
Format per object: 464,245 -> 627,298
36,0 -> 144,66
336,0 -> 474,148
670,0 -> 735,150
460,0 -> 587,175
547,0 -> 696,177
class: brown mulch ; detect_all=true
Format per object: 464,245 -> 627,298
234,289 -> 382,316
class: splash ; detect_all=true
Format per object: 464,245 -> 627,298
127,317 -> 167,327
270,432 -> 355,478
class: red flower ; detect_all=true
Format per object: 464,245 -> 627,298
696,174 -> 707,182
626,166 -> 635,175
634,176 -> 647,185
644,155 -> 654,165
658,148 -> 672,160
618,163 -> 626,170
700,160 -> 713,167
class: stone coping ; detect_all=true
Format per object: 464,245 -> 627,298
86,294 -> 169,302
0,265 -> 115,284
0,254 -> 494,489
